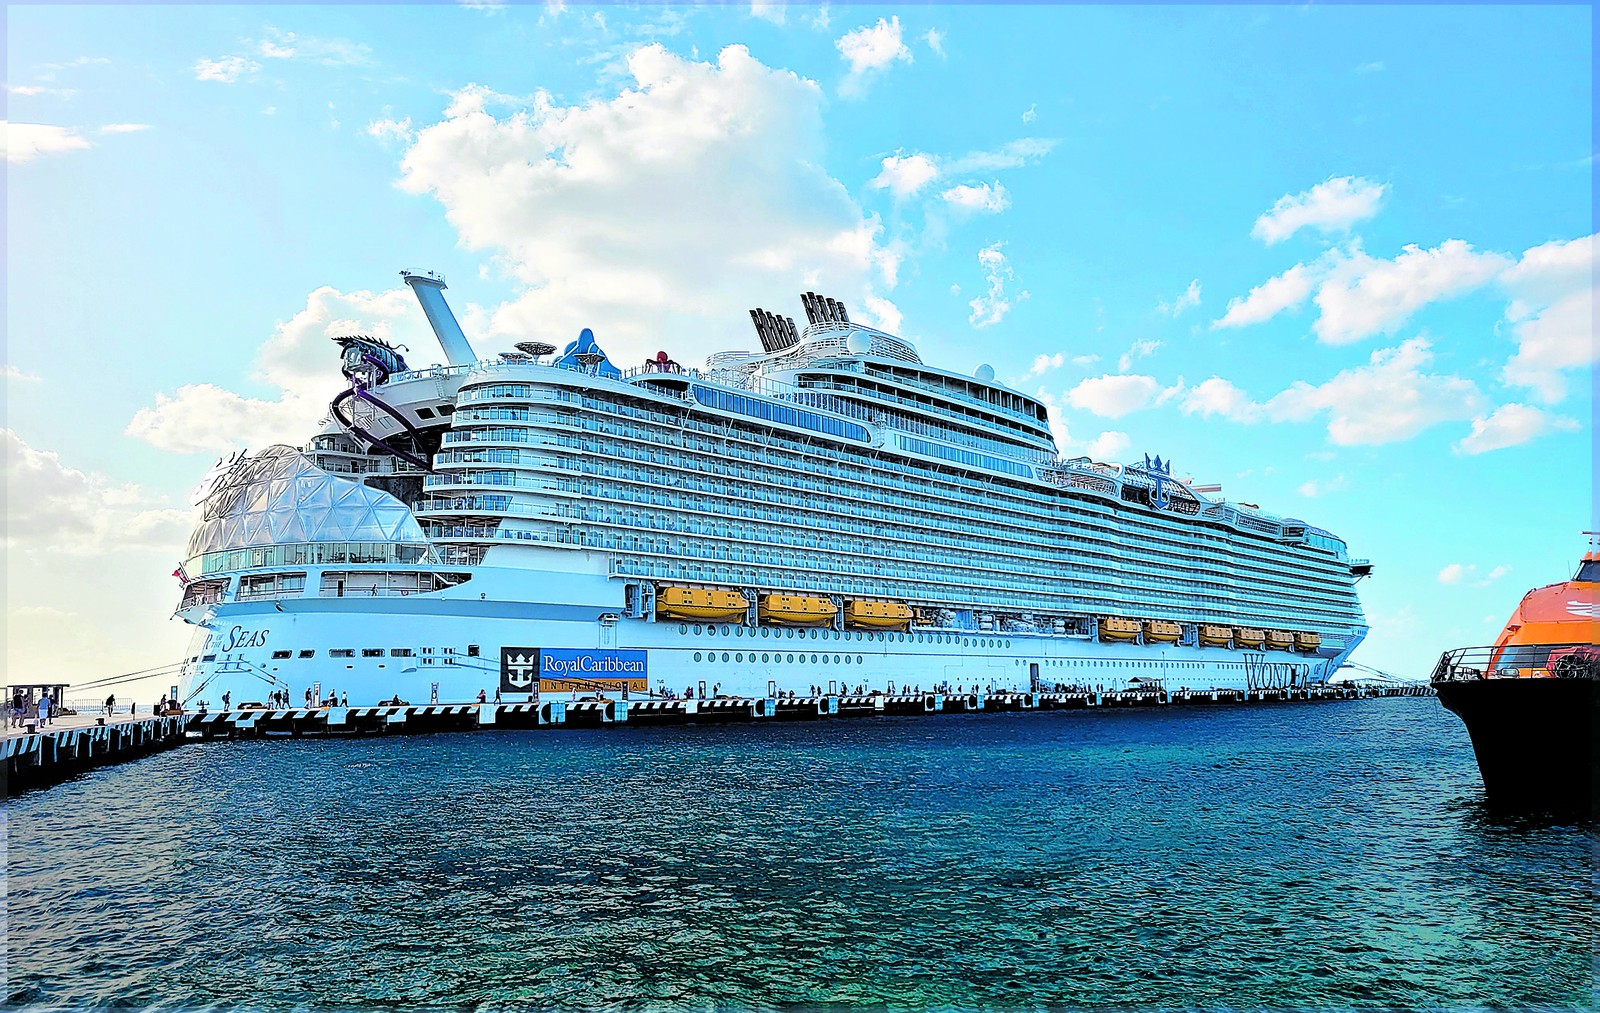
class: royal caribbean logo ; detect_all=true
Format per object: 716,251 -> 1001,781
500,648 -> 648,693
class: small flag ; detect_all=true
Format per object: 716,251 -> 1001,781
172,565 -> 189,586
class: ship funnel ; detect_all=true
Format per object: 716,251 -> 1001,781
401,270 -> 477,367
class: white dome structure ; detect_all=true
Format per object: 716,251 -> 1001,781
187,445 -> 433,562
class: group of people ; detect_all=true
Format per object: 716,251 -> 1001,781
10,690 -> 51,728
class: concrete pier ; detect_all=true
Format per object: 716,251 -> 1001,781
4,714 -> 187,794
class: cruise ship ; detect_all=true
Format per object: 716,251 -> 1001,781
173,272 -> 1370,708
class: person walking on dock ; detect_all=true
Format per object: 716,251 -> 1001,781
222,691 -> 231,711
104,693 -> 116,716
10,690 -> 24,728
37,692 -> 52,727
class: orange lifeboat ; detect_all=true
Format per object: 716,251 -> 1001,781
1294,631 -> 1322,653
1265,630 -> 1294,652
1142,619 -> 1181,643
759,594 -> 837,627
1234,627 -> 1266,648
1198,624 -> 1234,647
1099,617 -> 1141,642
656,586 -> 748,622
845,600 -> 912,630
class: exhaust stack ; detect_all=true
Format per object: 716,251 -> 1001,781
401,270 -> 477,367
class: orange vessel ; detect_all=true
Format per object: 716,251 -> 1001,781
1432,546 -> 1598,815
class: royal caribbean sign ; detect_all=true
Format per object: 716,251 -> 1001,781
500,648 -> 648,694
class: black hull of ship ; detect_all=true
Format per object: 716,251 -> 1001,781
1434,678 -> 1597,817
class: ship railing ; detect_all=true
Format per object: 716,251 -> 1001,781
1431,643 -> 1599,682
385,364 -> 476,384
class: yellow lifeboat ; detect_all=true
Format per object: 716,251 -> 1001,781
1234,627 -> 1266,648
1265,630 -> 1294,652
1294,631 -> 1322,653
656,586 -> 749,622
759,594 -> 837,627
1100,617 -> 1141,642
846,600 -> 913,630
1198,624 -> 1234,647
1143,619 -> 1182,643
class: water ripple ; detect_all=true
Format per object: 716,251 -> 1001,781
7,700 -> 1593,1009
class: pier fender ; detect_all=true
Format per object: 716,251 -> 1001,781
1023,692 -> 1038,710
606,701 -> 629,724
818,695 -> 838,716
384,708 -> 408,725
925,694 -> 943,713
758,697 -> 776,719
476,704 -> 497,726
325,707 -> 349,727
873,696 -> 886,713
683,699 -> 699,716
539,701 -> 567,726
974,692 -> 987,711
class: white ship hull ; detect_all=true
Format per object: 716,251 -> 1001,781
175,564 -> 1359,708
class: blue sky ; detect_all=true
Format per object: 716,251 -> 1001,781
4,3 -> 1593,696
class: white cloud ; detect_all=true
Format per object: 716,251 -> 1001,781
256,28 -> 373,67
940,181 -> 1009,213
1025,352 -> 1067,378
1252,175 -> 1388,244
1066,374 -> 1160,418
194,56 -> 260,83
1212,263 -> 1315,329
1085,431 -> 1130,461
808,5 -> 831,30
1157,279 -> 1201,317
750,1 -> 785,25
1453,403 -> 1579,455
393,45 -> 899,364
1266,337 -> 1484,445
1313,239 -> 1510,344
1071,354 -> 1100,367
1437,563 -> 1471,585
3,429 -> 192,555
1297,474 -> 1347,498
1498,233 -> 1595,403
6,84 -> 77,99
836,16 -> 911,96
98,123 -> 151,134
2,121 -> 92,163
366,117 -> 413,143
944,138 -> 1056,174
1483,565 -> 1512,584
1021,103 -> 1036,123
968,243 -> 1022,328
1355,61 -> 1385,74
868,139 -> 1054,203
1117,338 -> 1160,372
5,364 -> 42,383
923,28 -> 945,57
126,286 -> 428,454
869,153 -> 939,199
1181,377 -> 1262,423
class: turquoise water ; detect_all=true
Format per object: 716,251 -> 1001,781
7,699 -> 1594,1008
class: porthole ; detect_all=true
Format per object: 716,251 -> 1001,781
721,652 -> 730,663
787,654 -> 795,663
809,629 -> 818,640
761,628 -> 769,638
810,654 -> 818,663
735,653 -> 743,663
844,656 -> 852,665
694,652 -> 702,662
705,655 -> 713,665
786,629 -> 795,639
680,625 -> 688,635
822,655 -> 829,665
695,625 -> 703,635
834,655 -> 841,665
762,654 -> 770,663
735,627 -> 743,637
798,654 -> 806,664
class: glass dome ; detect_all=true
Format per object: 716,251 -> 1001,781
187,444 -> 432,559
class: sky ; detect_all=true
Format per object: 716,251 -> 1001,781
3,3 -> 1593,702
